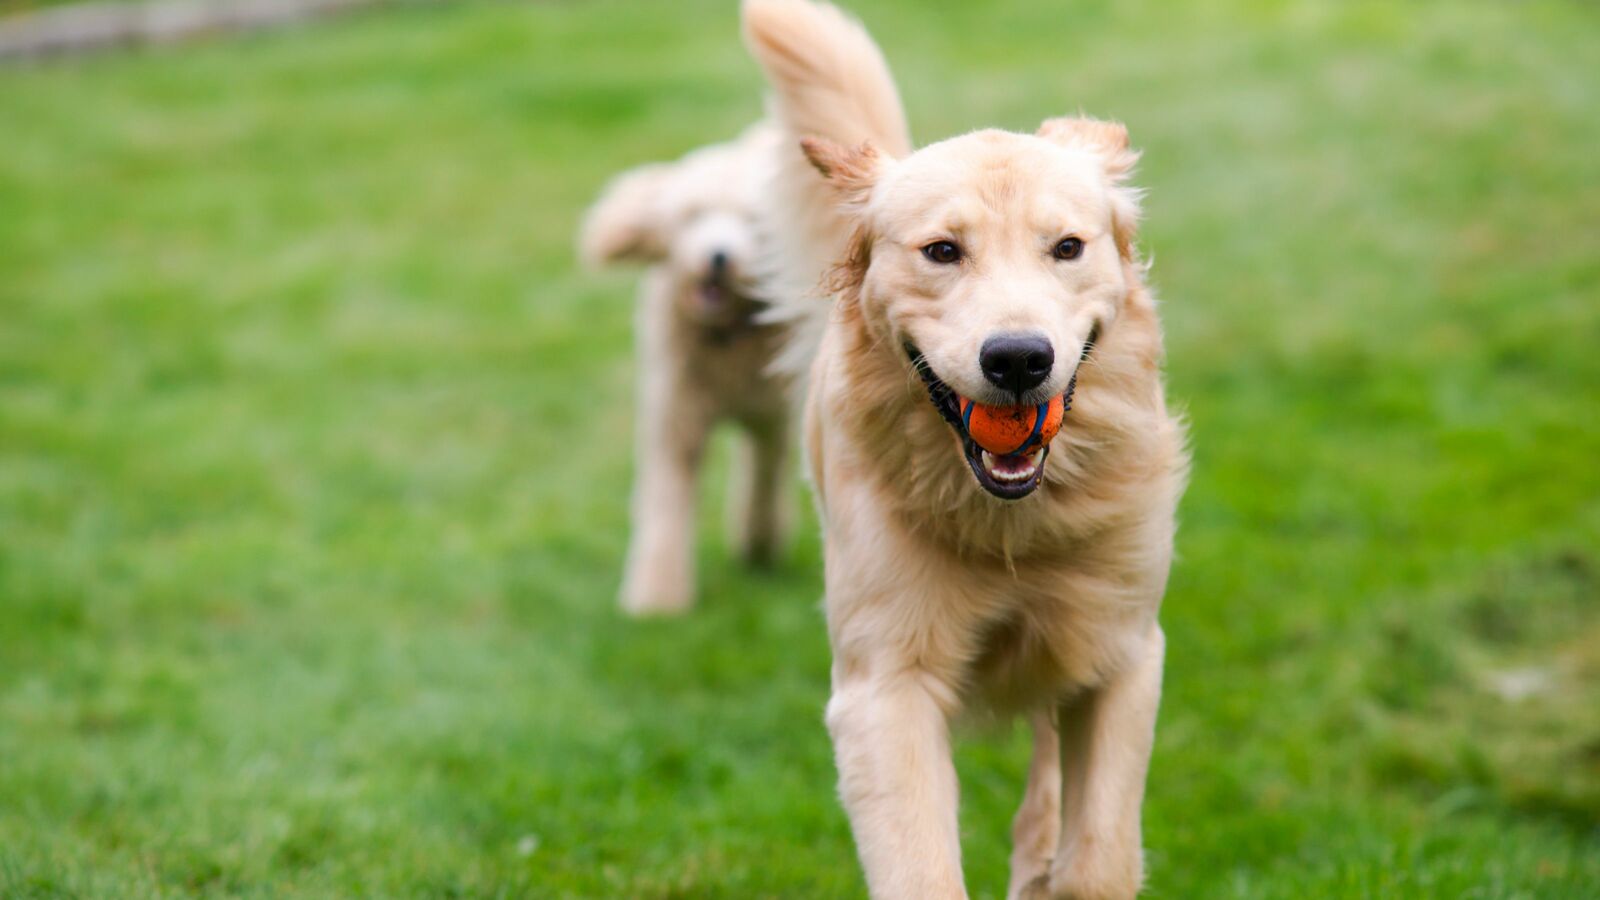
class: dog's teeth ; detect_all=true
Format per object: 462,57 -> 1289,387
980,450 -> 1038,484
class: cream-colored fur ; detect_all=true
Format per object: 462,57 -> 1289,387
580,125 -> 793,615
743,2 -> 1188,897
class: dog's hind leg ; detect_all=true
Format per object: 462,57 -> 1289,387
726,416 -> 790,567
1007,711 -> 1061,900
1047,624 -> 1165,900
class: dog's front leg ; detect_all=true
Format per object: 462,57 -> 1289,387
618,365 -> 708,616
1047,623 -> 1165,900
827,669 -> 967,899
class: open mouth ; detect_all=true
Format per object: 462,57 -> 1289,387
692,274 -> 760,328
905,344 -> 1074,501
697,277 -> 732,308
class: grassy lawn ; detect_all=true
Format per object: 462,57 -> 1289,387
2,0 -> 1598,896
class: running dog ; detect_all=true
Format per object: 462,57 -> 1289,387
743,1 -> 1187,896
580,124 -> 793,615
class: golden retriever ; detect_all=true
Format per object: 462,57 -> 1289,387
743,1 -> 1188,897
580,124 -> 793,615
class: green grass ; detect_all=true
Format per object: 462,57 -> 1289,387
2,0 -> 1598,896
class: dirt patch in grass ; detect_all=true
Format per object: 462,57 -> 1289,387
1359,549 -> 1600,831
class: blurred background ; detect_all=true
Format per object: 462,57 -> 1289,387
1,0 -> 1596,896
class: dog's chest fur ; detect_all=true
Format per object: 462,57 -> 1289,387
958,559 -> 1160,710
673,312 -> 790,426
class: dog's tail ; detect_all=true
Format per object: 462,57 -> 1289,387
742,0 -> 910,378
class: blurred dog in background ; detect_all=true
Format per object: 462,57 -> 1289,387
745,0 -> 1187,897
580,124 -> 793,616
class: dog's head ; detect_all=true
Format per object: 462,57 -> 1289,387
580,125 -> 776,325
804,118 -> 1142,500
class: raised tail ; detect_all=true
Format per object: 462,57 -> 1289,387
742,0 -> 911,377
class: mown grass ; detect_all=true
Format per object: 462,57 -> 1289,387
1,0 -> 1597,896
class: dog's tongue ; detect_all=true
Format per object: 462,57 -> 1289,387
978,445 -> 1044,485
698,281 -> 726,307
987,451 -> 1035,475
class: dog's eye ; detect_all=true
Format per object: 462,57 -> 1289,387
1052,237 -> 1085,261
922,241 -> 962,264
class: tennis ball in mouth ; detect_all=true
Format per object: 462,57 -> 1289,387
957,395 -> 1065,456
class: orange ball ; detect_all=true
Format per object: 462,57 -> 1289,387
958,395 -> 1065,456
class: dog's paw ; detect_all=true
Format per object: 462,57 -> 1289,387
619,589 -> 692,617
618,574 -> 694,617
1045,854 -> 1143,900
735,532 -> 782,569
1011,873 -> 1052,900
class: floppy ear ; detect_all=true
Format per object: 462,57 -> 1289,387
799,136 -> 884,213
577,163 -> 673,267
1037,116 -> 1143,259
798,137 -> 884,313
1037,116 -> 1139,180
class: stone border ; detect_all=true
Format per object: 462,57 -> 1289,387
0,0 -> 400,61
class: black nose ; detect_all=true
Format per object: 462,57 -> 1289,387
980,333 -> 1054,395
710,251 -> 729,275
